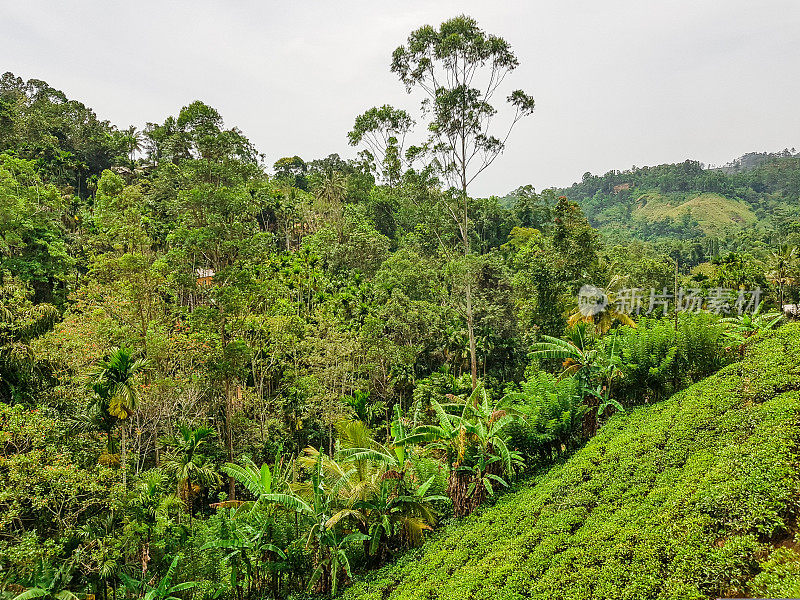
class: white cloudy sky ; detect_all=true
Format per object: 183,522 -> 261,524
2,0 -> 799,196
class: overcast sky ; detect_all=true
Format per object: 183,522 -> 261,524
2,0 -> 799,196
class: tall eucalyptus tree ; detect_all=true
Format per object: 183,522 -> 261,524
391,15 -> 535,388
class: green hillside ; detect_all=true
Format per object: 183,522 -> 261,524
344,324 -> 800,600
551,154 -> 800,246
632,192 -> 758,237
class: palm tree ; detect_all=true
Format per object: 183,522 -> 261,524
567,288 -> 636,334
766,246 -> 798,308
76,512 -> 122,600
123,126 -> 142,165
88,346 -> 148,487
296,450 -> 369,597
160,425 -> 221,513
530,323 -> 624,435
124,471 -> 184,585
313,170 -> 347,233
315,170 -> 347,207
335,408 -> 410,476
334,413 -> 444,563
229,448 -> 366,596
342,390 -> 385,428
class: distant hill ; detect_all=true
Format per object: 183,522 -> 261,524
718,148 -> 798,173
533,151 -> 800,245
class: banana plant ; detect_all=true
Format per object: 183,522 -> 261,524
298,449 -> 368,597
206,453 -> 298,597
403,386 -> 521,475
587,329 -> 624,419
227,449 -> 366,596
12,553 -> 80,600
201,515 -> 287,599
530,323 -> 626,434
401,384 -> 523,516
720,302 -> 783,355
307,527 -> 369,597
119,555 -> 195,600
220,454 -> 291,513
530,323 -> 598,387
335,405 -> 411,475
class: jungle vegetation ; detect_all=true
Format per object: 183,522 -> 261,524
1,14 -> 799,600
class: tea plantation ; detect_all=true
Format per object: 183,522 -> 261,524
344,325 -> 800,600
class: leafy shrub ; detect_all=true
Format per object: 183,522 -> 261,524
611,317 -> 679,404
677,311 -> 728,380
610,313 -> 729,405
505,371 -> 586,464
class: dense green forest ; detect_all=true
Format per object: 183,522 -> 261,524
1,15 -> 799,600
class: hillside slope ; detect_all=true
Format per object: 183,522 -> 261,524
553,154 -> 800,244
632,192 -> 758,237
344,325 -> 800,600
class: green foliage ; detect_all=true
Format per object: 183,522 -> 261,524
11,553 -> 80,600
343,324 -> 800,600
612,318 -> 679,404
505,371 -> 586,462
0,277 -> 58,403
0,402 -> 122,584
610,313 -> 730,405
139,555 -> 196,600
0,26 -> 798,600
348,106 -> 414,186
720,301 -> 783,351
559,153 -> 800,250
0,155 -> 73,302
747,548 -> 800,598
0,73 -> 125,197
160,425 -> 221,509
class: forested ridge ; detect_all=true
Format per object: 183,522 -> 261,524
551,150 -> 800,245
2,15 -> 800,600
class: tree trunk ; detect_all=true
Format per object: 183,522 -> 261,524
447,468 -> 482,517
466,285 -> 478,393
461,177 -> 478,391
121,425 -> 127,489
225,378 -> 235,500
582,402 -> 598,439
221,307 -> 236,501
